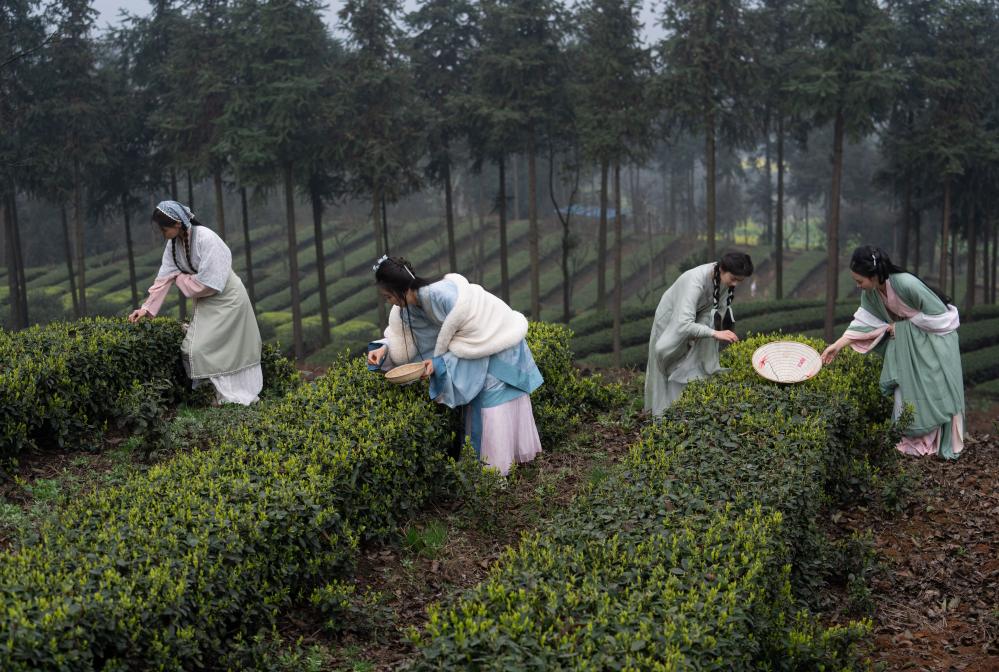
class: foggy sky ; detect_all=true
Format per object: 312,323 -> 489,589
89,0 -> 666,44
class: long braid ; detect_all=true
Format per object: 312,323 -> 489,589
170,227 -> 199,274
712,264 -> 721,311
712,263 -> 736,331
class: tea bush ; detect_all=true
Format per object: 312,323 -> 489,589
526,322 -> 624,447
0,320 -> 600,670
0,358 -> 455,670
0,318 -> 298,460
409,333 -> 891,670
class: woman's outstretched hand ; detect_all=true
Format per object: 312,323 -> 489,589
421,359 -> 435,379
712,329 -> 739,344
820,344 -> 840,365
128,308 -> 150,323
367,345 -> 387,367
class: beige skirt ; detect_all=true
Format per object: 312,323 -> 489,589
182,270 -> 261,380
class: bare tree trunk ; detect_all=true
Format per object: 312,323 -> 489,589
548,147 -> 578,324
982,212 -> 990,306
660,163 -> 669,234
989,218 -> 999,303
950,226 -> 956,304
121,195 -> 138,309
669,163 -> 677,236
512,154 -> 521,222
10,195 -> 27,326
498,155 -> 509,302
528,136 -> 540,320
284,162 -> 303,361
597,158 -> 609,310
0,196 -> 4,267
939,180 -> 951,296
2,198 -> 23,329
628,163 -> 639,234
213,170 -> 226,241
776,116 -> 785,300
372,187 -> 386,326
687,158 -> 695,234
824,110 -> 845,342
311,186 -> 330,347
612,160 -> 623,367
73,159 -> 87,316
240,186 -> 256,310
964,203 -> 977,314
763,110 -> 773,245
444,161 -> 457,271
477,171 -> 486,285
61,205 -> 79,317
705,109 -> 717,261
914,208 -> 921,275
900,176 -> 912,268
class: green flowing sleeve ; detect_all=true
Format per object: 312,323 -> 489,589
888,273 -> 947,315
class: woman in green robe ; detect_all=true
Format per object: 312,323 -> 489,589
821,246 -> 964,459
644,252 -> 754,416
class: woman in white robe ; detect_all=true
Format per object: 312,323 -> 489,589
128,200 -> 262,405
644,252 -> 754,416
367,256 -> 543,475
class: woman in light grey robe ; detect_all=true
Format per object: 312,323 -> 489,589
644,252 -> 754,416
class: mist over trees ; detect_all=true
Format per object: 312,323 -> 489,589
2,0 -> 998,352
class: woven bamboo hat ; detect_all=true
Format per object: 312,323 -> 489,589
751,341 -> 822,383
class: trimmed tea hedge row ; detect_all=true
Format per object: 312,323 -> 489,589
973,377 -> 999,398
0,359 -> 456,670
526,322 -> 622,448
569,298 -> 823,340
0,322 -> 608,670
0,318 -> 186,459
958,316 -> 999,351
410,334 -> 889,669
571,299 -> 839,359
963,343 -> 999,385
0,318 -> 297,460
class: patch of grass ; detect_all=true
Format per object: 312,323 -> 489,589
586,464 -> 610,489
403,520 -> 448,560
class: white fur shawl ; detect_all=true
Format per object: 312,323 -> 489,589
386,273 -> 529,360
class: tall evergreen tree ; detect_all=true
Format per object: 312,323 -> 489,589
576,0 -> 653,359
406,0 -> 480,272
910,0 -> 993,298
301,56 -> 348,349
749,0 -> 804,299
41,0 -> 107,317
660,0 -> 756,262
576,0 -> 652,315
222,0 -> 333,360
153,0 -> 234,240
790,0 -> 897,340
91,30 -> 156,310
2,0 -> 52,327
338,0 -> 425,325
472,0 -> 566,319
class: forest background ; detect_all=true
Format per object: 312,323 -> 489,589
2,0 -> 998,368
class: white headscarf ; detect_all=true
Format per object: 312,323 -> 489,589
155,200 -> 195,230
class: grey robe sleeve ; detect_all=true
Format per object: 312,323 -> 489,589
651,272 -> 715,373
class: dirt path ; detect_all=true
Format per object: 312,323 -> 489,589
829,431 -> 999,671
793,257 -> 827,299
274,375 -> 647,670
